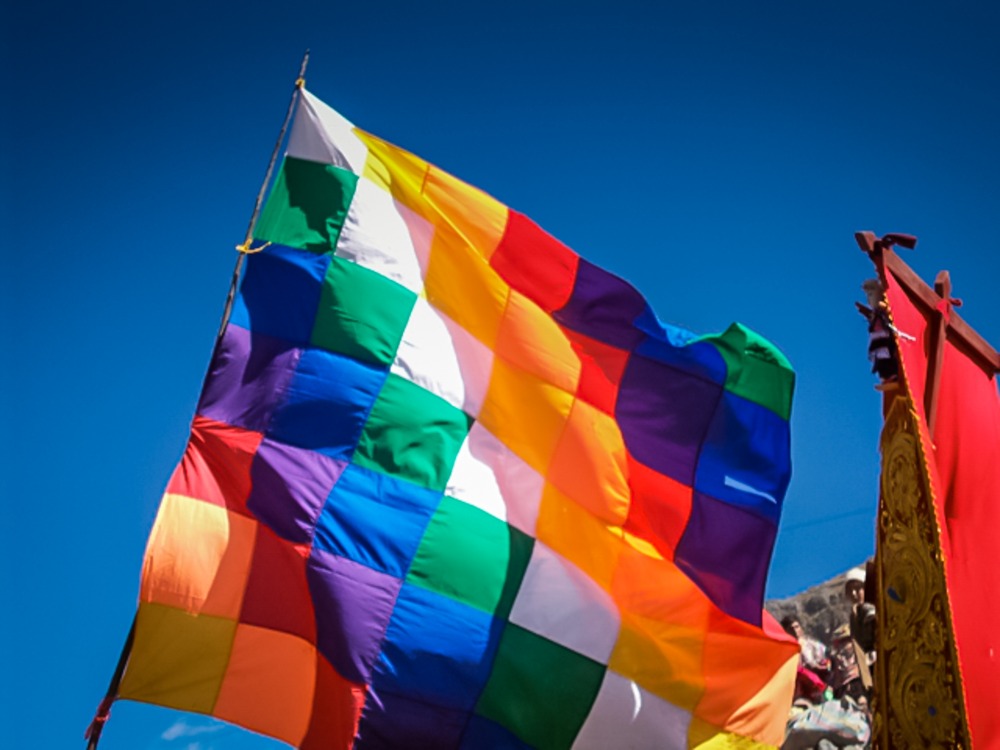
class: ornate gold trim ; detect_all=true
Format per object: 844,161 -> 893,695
874,395 -> 971,749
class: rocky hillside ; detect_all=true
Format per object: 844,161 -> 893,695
765,565 -> 868,644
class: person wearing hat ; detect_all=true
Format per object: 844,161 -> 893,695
779,615 -> 834,704
845,568 -> 876,694
780,616 -> 831,679
829,623 -> 866,703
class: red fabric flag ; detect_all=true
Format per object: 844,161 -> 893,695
882,259 -> 1000,748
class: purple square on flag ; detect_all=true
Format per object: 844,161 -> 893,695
459,716 -> 534,750
356,689 -> 469,750
616,353 -> 723,486
553,258 -> 649,350
197,324 -> 301,433
307,549 -> 402,685
674,491 -> 776,625
247,439 -> 346,543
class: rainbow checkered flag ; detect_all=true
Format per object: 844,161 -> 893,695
115,87 -> 798,749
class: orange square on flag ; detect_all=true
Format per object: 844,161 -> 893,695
535,482 -> 622,591
423,164 -> 508,260
695,609 -> 798,737
611,544 -> 710,625
547,398 -> 629,525
494,289 -> 581,394
478,358 -> 573,474
424,226 -> 511,349
214,624 -> 318,747
609,612 -> 707,712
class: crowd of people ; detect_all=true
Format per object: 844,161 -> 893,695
781,279 -> 896,750
780,568 -> 876,749
779,284 -> 893,748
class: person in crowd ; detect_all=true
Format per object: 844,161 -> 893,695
781,616 -> 832,681
781,615 -> 832,703
829,623 -> 867,704
845,568 -> 876,695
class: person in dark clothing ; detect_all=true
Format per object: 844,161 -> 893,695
858,278 -> 899,387
845,569 -> 876,695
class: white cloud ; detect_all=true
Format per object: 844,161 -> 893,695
161,718 -> 225,742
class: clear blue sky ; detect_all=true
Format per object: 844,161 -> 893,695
3,2 -> 999,748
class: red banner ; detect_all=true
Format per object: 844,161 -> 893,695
882,259 -> 1000,748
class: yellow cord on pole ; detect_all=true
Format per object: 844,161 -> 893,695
235,240 -> 271,255
216,51 -> 309,342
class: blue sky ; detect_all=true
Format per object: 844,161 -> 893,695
3,1 -> 999,748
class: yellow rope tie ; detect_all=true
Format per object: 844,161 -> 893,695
236,239 -> 271,255
295,77 -> 306,89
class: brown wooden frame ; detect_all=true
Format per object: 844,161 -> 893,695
856,230 -> 1000,434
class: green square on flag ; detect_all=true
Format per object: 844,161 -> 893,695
254,156 -> 358,254
354,374 -> 473,492
702,323 -> 794,420
476,624 -> 606,750
406,497 -> 533,616
310,257 -> 417,366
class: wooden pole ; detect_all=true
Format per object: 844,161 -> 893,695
83,53 -> 311,750
856,231 -> 1000,434
216,49 -> 310,343
924,271 -> 952,436
83,616 -> 136,750
858,231 -> 998,749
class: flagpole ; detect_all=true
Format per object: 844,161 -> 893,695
83,52 -> 310,750
217,49 -> 310,342
83,617 -> 135,750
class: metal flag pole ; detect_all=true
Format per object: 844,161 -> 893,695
83,51 -> 310,750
